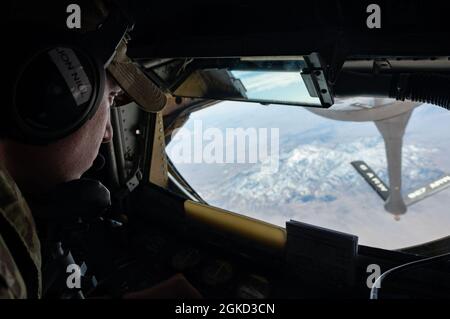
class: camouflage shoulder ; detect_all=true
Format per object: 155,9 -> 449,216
0,167 -> 42,298
0,233 -> 27,299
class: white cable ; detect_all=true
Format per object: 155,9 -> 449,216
370,252 -> 450,299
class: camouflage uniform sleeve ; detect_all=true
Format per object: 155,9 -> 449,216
0,233 -> 27,299
0,167 -> 42,299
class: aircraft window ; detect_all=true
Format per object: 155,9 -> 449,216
166,99 -> 450,250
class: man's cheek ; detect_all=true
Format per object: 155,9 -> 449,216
103,123 -> 113,143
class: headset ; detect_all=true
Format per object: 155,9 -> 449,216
2,4 -> 133,145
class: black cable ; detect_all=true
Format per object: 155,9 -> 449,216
370,252 -> 450,299
390,73 -> 450,111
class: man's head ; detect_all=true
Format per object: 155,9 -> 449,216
0,73 -> 121,194
0,1 -> 167,195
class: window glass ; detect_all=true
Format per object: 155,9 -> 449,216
166,99 -> 450,250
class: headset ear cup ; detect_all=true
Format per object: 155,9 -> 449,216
10,45 -> 106,145
88,57 -> 106,122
